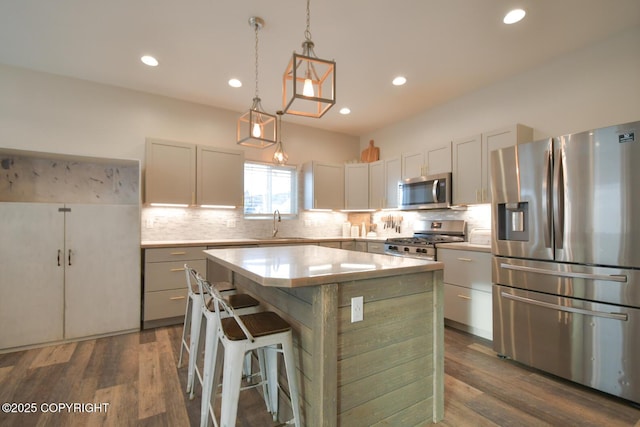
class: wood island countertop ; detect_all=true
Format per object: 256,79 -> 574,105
204,244 -> 443,288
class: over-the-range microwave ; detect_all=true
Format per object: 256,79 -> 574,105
398,172 -> 452,210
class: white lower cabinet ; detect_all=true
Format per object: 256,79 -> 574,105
439,248 -> 493,340
0,202 -> 140,350
143,246 -> 206,328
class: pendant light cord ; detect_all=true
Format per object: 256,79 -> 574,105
305,0 -> 312,42
254,21 -> 260,99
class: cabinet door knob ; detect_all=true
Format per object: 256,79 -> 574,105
457,294 -> 472,300
170,251 -> 187,255
170,268 -> 185,272
169,296 -> 186,301
457,257 -> 473,262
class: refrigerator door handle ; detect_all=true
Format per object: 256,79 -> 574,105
543,149 -> 553,248
501,292 -> 628,321
500,263 -> 627,282
553,145 -> 565,249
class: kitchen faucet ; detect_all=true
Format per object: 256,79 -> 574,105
272,209 -> 281,237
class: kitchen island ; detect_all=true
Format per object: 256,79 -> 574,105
204,244 -> 444,426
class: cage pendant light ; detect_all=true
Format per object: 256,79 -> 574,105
282,0 -> 336,118
272,110 -> 289,165
237,17 -> 276,148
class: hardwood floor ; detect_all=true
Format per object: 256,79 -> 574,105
0,325 -> 638,426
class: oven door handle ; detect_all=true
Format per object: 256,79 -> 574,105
500,292 -> 628,321
500,263 -> 627,283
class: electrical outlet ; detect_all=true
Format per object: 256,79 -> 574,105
226,219 -> 236,228
351,296 -> 363,323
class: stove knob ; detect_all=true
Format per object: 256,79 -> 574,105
403,247 -> 409,252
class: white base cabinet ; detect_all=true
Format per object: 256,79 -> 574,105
0,203 -> 140,350
439,248 -> 493,340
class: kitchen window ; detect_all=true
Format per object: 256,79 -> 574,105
244,162 -> 298,217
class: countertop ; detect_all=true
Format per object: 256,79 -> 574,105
204,245 -> 443,288
141,236 -> 387,248
437,242 -> 492,253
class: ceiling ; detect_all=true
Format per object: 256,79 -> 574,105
1,0 -> 639,137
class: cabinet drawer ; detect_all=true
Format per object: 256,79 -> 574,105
444,283 -> 492,339
319,241 -> 341,249
144,259 -> 206,292
144,289 -> 188,321
355,242 -> 368,252
341,241 -> 355,250
367,242 -> 385,254
439,249 -> 491,291
145,246 -> 206,263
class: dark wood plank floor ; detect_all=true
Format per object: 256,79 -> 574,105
0,325 -> 638,426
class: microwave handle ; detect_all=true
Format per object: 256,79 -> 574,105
432,179 -> 439,202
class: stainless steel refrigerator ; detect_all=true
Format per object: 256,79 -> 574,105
491,120 -> 640,404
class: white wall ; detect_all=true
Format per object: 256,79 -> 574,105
360,26 -> 640,157
0,64 -> 361,241
0,64 -> 360,166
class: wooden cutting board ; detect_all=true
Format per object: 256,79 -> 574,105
361,140 -> 380,163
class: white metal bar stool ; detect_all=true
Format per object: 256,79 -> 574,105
197,273 -> 302,427
178,264 -> 259,398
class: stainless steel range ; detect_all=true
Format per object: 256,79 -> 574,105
384,220 -> 465,260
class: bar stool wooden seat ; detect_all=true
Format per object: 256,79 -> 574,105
196,273 -> 302,427
178,264 -> 260,398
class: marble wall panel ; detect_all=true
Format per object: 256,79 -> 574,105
0,153 -> 139,204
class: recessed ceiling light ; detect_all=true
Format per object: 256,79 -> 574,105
392,76 -> 407,86
339,107 -> 351,115
503,9 -> 526,24
140,55 -> 158,67
228,78 -> 242,88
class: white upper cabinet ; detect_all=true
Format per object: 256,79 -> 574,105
145,139 -> 196,205
385,157 -> 401,209
197,145 -> 244,207
368,160 -> 385,209
303,161 -> 345,210
402,142 -> 452,179
481,124 -> 533,202
345,163 -> 370,210
426,142 -> 452,175
452,134 -> 483,205
401,151 -> 425,179
453,124 -> 533,205
145,139 -> 244,207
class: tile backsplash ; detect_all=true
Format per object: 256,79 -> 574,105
141,204 -> 491,242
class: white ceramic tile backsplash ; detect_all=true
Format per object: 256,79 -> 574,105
141,204 -> 491,242
141,207 -> 349,241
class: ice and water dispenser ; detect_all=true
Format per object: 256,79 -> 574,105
497,202 -> 529,241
